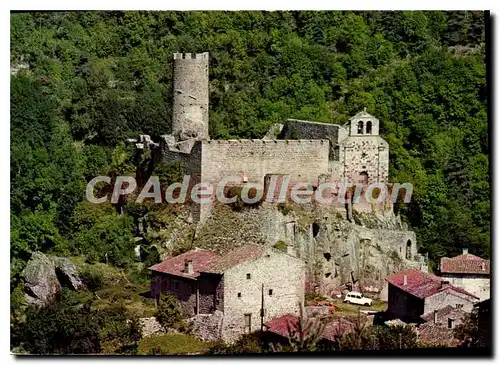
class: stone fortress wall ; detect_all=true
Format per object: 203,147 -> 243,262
200,139 -> 330,185
155,52 -> 394,223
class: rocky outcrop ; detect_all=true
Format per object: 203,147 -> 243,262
52,257 -> 84,290
194,203 -> 427,297
21,252 -> 85,306
21,252 -> 61,307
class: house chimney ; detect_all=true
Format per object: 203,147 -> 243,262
481,262 -> 486,271
463,248 -> 468,255
433,310 -> 438,324
403,274 -> 407,286
185,259 -> 194,275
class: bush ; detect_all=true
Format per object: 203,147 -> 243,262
80,265 -> 104,292
156,294 -> 184,329
273,240 -> 287,252
13,299 -> 102,354
277,203 -> 293,216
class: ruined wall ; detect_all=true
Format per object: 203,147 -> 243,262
172,53 -> 209,141
201,139 -> 330,185
221,249 -> 305,343
278,119 -> 347,161
339,136 -> 389,184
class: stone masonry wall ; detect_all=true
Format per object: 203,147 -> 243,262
339,136 -> 389,184
441,275 -> 490,301
172,53 -> 209,141
201,139 -> 330,185
198,274 -> 224,314
423,290 -> 478,315
151,273 -> 197,316
221,249 -> 305,343
278,119 -> 347,161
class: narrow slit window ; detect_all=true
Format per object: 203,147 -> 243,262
246,273 -> 251,280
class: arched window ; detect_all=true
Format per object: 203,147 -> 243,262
357,121 -> 364,134
406,239 -> 412,260
366,121 -> 372,134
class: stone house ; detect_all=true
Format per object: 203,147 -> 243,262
386,268 -> 478,323
439,248 -> 490,301
417,305 -> 466,347
264,314 -> 354,348
150,244 -> 305,342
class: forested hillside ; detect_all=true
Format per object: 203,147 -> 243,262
10,11 -> 489,353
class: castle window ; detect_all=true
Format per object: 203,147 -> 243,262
357,121 -> 364,134
238,292 -> 241,298
246,273 -> 251,280
366,121 -> 373,134
268,289 -> 273,296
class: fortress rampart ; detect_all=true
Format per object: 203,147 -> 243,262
200,139 -> 330,185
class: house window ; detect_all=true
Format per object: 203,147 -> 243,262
244,314 -> 252,333
268,289 -> 273,296
238,292 -> 242,298
172,280 -> 180,291
448,318 -> 455,329
246,273 -> 251,280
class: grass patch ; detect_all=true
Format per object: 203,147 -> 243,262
137,333 -> 213,355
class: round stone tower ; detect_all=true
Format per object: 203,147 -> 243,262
172,52 -> 209,141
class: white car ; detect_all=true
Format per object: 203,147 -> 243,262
343,291 -> 373,306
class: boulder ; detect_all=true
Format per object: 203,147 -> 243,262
52,257 -> 84,290
21,252 -> 61,307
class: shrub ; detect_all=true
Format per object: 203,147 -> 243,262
277,203 -> 293,216
79,265 -> 104,292
156,294 -> 184,329
273,240 -> 287,252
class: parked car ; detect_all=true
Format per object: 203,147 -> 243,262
343,291 -> 373,306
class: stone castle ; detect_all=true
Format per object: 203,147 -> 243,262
134,51 -> 427,297
138,52 -> 390,222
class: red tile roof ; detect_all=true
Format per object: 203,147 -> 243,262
202,244 -> 267,274
386,268 -> 478,300
440,253 -> 490,275
418,323 -> 460,347
420,305 -> 466,324
149,249 -> 218,279
264,314 -> 354,343
150,244 -> 269,278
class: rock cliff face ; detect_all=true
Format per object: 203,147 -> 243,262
191,203 -> 426,296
